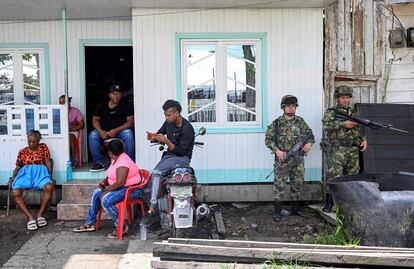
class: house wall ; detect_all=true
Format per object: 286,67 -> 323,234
0,19 -> 132,180
324,0 -> 386,108
325,1 -> 414,106
383,3 -> 414,104
132,8 -> 324,183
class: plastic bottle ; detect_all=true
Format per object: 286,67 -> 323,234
140,223 -> 147,240
66,160 -> 73,181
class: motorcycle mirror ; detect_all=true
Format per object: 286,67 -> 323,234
198,127 -> 206,136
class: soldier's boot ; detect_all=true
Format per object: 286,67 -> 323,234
322,194 -> 333,213
272,202 -> 283,222
291,201 -> 309,218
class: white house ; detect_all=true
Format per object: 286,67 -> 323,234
0,0 -> 329,201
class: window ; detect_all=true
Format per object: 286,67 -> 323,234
0,49 -> 44,105
181,39 -> 262,129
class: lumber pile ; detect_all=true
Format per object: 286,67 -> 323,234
152,238 -> 414,268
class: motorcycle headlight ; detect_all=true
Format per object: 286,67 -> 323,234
182,172 -> 191,182
174,173 -> 183,182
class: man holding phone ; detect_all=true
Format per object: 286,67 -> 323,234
143,99 -> 195,224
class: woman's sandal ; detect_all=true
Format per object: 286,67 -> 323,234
37,216 -> 47,227
73,223 -> 96,233
27,219 -> 38,231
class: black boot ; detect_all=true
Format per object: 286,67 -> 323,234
322,194 -> 333,213
272,202 -> 282,222
291,201 -> 308,218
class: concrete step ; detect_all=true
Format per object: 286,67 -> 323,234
57,201 -> 111,220
58,179 -> 108,220
62,179 -> 101,203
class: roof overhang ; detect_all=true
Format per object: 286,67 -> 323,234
0,0 -> 332,21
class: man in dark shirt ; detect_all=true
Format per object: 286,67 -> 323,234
145,99 -> 195,218
88,84 -> 135,171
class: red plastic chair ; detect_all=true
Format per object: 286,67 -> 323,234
76,129 -> 83,168
96,169 -> 150,240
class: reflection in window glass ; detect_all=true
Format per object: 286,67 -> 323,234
0,54 -> 14,105
186,45 -> 217,123
23,53 -> 40,104
226,45 -> 257,122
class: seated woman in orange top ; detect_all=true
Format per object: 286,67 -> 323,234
7,130 -> 54,231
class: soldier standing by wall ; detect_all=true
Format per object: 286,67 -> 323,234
321,86 -> 368,213
265,95 -> 315,222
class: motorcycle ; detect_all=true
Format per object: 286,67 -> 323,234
151,127 -> 207,237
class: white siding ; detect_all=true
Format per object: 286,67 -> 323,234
0,19 -> 132,109
0,19 -> 132,174
384,4 -> 414,104
0,21 -> 64,103
66,20 -> 132,113
132,8 -> 324,183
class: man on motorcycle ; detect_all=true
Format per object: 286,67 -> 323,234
143,99 -> 195,224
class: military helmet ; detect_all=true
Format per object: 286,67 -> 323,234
334,86 -> 353,98
280,95 -> 298,109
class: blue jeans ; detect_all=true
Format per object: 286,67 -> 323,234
145,155 -> 191,209
88,128 -> 135,163
85,187 -> 143,227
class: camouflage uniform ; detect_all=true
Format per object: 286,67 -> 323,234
265,116 -> 315,201
322,104 -> 366,193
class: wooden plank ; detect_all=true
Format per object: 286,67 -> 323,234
150,260 -> 349,269
374,1 -> 386,103
153,242 -> 414,267
352,0 -> 365,75
344,0 -> 353,72
308,204 -> 336,225
214,211 -> 226,236
151,260 -> 263,269
364,0 -> 374,75
167,238 -> 414,252
337,0 -> 346,71
198,183 -> 322,202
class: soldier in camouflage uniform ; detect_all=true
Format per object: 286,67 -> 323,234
265,95 -> 315,222
321,86 -> 368,212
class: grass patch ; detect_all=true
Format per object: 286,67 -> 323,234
302,206 -> 360,246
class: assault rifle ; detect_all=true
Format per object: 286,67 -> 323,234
265,133 -> 313,179
333,110 -> 408,134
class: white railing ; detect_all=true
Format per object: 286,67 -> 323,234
0,105 -> 69,185
0,105 -> 67,137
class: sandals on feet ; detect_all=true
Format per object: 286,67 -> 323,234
107,224 -> 129,239
27,219 -> 38,231
73,223 -> 96,233
37,216 -> 47,227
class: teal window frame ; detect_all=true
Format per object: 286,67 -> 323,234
0,43 -> 50,104
175,33 -> 268,134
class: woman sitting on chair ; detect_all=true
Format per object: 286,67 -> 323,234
7,130 -> 54,231
73,139 -> 143,238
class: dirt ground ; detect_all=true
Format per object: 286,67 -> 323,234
0,202 -> 331,267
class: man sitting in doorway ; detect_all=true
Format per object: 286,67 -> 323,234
88,84 -> 135,172
59,95 -> 84,167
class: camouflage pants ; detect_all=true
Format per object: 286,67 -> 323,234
325,146 -> 360,193
273,157 -> 304,201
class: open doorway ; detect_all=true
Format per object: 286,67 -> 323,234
84,46 -> 133,165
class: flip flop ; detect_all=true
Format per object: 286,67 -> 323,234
37,216 -> 47,227
73,223 -> 95,233
27,219 -> 38,231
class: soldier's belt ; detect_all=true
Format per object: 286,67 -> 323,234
331,141 -> 359,148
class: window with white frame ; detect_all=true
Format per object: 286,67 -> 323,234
181,39 -> 261,128
0,49 -> 44,105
